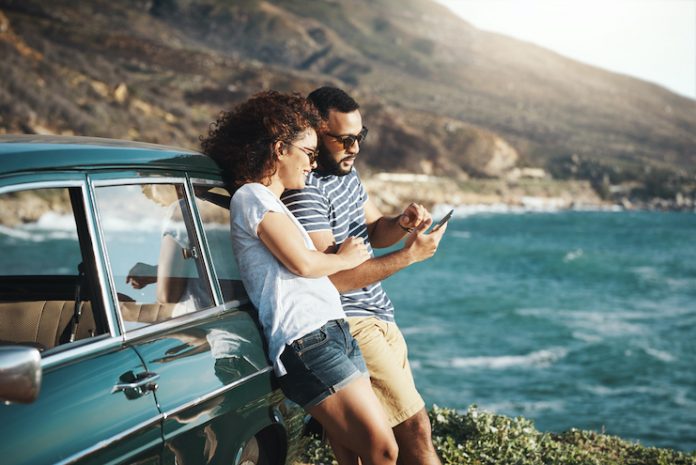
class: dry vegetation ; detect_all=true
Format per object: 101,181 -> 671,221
1,0 -> 695,208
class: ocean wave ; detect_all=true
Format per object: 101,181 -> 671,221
1,216 -> 78,242
479,400 -> 565,415
560,310 -> 650,337
449,231 -> 471,239
571,331 -> 604,343
580,383 -> 669,397
400,324 -> 445,336
640,345 -> 676,363
563,249 -> 584,262
442,347 -> 569,370
31,211 -> 77,231
100,215 -> 164,232
432,201 -> 622,217
0,224 -> 33,240
630,266 -> 661,282
664,277 -> 696,290
581,384 -> 696,411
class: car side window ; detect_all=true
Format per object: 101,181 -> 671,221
192,184 -> 247,302
0,186 -> 106,351
94,183 -> 214,330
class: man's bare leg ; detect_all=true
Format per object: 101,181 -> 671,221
328,434 -> 360,465
392,408 -> 441,465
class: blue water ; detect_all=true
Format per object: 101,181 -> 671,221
382,211 -> 696,452
4,210 -> 694,451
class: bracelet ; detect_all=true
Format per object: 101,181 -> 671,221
398,215 -> 414,233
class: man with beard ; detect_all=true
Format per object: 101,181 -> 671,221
282,87 -> 447,465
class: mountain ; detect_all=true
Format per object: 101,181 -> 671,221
1,0 -> 695,203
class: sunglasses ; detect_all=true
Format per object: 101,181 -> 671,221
326,126 -> 368,150
287,143 -> 319,163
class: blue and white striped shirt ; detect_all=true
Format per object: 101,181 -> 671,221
282,169 -> 395,322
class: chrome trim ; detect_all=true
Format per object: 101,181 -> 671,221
41,336 -> 122,370
0,179 -> 83,195
91,176 -> 186,187
89,178 -> 127,337
0,346 -> 42,403
53,414 -> 164,465
83,179 -> 118,337
122,302 -> 242,343
185,177 -> 222,306
112,372 -> 160,394
189,177 -> 223,186
162,366 -> 274,420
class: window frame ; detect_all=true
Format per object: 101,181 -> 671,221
89,173 -> 230,341
189,177 -> 250,310
0,175 -> 119,367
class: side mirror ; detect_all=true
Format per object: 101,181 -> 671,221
0,346 -> 42,403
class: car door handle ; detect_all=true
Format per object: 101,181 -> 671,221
113,371 -> 160,399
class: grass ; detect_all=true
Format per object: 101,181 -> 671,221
300,406 -> 695,465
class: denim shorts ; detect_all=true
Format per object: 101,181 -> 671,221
278,319 -> 368,409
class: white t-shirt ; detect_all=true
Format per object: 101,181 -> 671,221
230,183 -> 345,376
161,201 -> 202,317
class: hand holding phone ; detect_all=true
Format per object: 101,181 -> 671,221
431,209 -> 453,232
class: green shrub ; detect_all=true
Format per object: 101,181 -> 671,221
300,405 -> 696,465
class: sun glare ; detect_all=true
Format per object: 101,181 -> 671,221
436,0 -> 696,99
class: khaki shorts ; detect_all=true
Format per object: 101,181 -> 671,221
346,316 -> 424,427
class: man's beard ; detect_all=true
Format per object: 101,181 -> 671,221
316,143 -> 352,177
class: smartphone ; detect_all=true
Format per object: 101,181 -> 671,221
432,209 -> 454,232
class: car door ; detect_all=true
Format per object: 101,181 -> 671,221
0,176 -> 163,465
91,175 -> 288,465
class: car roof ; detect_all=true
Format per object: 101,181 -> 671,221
0,135 -> 220,176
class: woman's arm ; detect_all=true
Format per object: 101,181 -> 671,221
156,234 -> 189,303
257,211 -> 369,278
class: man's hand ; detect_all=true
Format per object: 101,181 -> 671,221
402,218 -> 448,264
399,203 -> 430,232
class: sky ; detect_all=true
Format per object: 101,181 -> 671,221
436,0 -> 696,100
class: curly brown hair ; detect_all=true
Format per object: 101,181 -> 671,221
200,90 -> 321,189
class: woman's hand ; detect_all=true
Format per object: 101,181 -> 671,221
337,236 -> 370,269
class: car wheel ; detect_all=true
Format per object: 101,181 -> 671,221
237,436 -> 260,465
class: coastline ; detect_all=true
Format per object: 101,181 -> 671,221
363,174 -> 696,216
1,175 -> 694,225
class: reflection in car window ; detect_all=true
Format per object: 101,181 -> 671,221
193,185 -> 247,302
0,187 -> 104,351
94,183 -> 214,330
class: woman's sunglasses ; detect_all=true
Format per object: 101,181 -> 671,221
326,126 -> 368,150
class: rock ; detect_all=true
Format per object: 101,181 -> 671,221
482,137 -> 518,177
114,83 -> 129,104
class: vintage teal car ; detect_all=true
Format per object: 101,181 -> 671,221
0,135 -> 304,465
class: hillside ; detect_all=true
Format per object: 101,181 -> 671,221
1,0 -> 695,206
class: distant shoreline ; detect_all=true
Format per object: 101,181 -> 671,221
363,175 -> 696,216
1,175 -> 693,226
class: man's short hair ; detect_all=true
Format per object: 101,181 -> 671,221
307,87 -> 360,120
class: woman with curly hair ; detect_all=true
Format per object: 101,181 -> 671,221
202,91 -> 398,465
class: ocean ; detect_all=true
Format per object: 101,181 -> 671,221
4,208 -> 694,451
381,210 -> 696,452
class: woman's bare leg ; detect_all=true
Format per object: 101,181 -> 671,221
308,376 -> 397,465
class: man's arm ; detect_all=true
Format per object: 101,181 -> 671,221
308,219 -> 447,293
364,199 -> 430,249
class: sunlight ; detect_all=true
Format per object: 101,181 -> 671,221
436,0 -> 696,99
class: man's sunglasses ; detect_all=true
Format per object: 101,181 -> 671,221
326,126 -> 368,150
